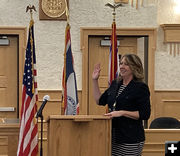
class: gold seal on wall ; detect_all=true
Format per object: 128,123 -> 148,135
41,0 -> 66,18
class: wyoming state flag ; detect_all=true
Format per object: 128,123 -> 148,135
62,23 -> 79,115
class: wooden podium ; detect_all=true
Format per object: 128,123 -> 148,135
47,115 -> 111,156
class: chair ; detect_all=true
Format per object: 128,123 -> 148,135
149,117 -> 180,129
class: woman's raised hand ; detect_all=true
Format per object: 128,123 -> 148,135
92,63 -> 101,80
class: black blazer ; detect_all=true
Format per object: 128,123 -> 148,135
99,79 -> 151,143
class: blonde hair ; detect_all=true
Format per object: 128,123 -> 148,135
118,54 -> 144,82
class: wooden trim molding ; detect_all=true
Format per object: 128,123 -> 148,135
161,24 -> 180,43
162,99 -> 180,102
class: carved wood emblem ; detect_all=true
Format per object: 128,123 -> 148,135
41,0 -> 66,18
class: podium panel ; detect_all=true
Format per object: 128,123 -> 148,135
47,115 -> 111,156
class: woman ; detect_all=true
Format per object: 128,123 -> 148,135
92,54 -> 151,156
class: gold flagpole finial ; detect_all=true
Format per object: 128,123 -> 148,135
65,0 -> 69,24
105,2 -> 123,22
26,5 -> 36,20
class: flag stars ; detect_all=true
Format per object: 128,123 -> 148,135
18,23 -> 38,156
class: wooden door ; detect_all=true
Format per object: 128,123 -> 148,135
88,36 -> 137,115
0,36 -> 18,118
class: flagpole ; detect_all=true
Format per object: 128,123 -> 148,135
112,4 -> 117,80
65,0 -> 69,24
105,2 -> 122,113
26,5 -> 42,156
104,2 -> 122,77
61,0 -> 69,115
26,5 -> 36,76
62,0 -> 79,115
17,4 -> 38,156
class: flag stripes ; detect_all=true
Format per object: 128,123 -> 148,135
62,23 -> 79,115
108,21 -> 119,85
17,19 -> 38,156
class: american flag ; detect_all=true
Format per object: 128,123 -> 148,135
62,23 -> 79,115
17,19 -> 38,156
108,21 -> 119,85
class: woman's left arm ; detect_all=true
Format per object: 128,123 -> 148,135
136,83 -> 151,120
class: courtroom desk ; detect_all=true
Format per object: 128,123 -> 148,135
143,129 -> 180,156
0,123 -> 19,156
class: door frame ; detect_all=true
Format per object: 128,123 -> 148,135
0,27 -> 27,117
80,27 -> 157,121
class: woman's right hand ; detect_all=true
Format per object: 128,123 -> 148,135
92,63 -> 101,80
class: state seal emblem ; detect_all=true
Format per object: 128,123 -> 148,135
41,0 -> 66,18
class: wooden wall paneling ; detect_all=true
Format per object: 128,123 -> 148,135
154,90 -> 180,121
37,90 -> 82,119
0,136 -> 8,155
0,123 -> 19,156
163,100 -> 180,118
38,90 -> 62,120
143,129 -> 180,156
